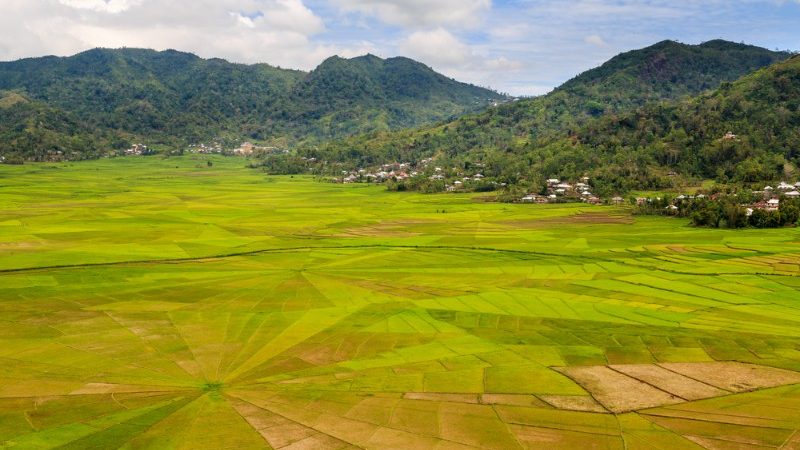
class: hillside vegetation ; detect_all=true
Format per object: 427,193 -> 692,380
0,48 -> 503,160
301,40 -> 791,193
577,54 -> 800,189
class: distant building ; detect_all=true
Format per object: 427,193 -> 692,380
585,196 -> 601,205
233,142 -> 255,155
767,199 -> 780,211
124,144 -> 148,156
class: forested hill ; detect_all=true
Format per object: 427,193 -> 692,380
571,53 -> 800,191
0,48 -> 504,160
310,40 -> 790,169
303,46 -> 799,196
291,55 -> 502,136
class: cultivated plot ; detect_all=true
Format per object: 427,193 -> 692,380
1,158 -> 800,448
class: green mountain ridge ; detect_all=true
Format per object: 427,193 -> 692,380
0,48 -> 503,160
574,53 -> 800,190
301,40 -> 792,192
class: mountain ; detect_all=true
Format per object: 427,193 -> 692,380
288,55 -> 500,137
572,53 -> 800,190
0,48 -> 504,160
307,40 -> 791,176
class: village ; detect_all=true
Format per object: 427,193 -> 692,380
186,141 -> 288,156
520,178 -> 609,205
636,181 -> 800,217
116,141 -> 290,157
339,160 -> 422,184
332,156 -> 800,220
334,158 -> 622,205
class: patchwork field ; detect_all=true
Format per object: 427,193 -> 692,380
2,156 -> 800,449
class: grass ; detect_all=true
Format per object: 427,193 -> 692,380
1,155 -> 800,448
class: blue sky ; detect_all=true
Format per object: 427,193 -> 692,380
2,0 -> 799,95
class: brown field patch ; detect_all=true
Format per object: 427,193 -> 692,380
537,395 -> 607,413
610,364 -> 728,400
230,398 -> 352,449
666,245 -> 690,253
69,383 -> 187,395
503,212 -> 633,228
555,366 -> 682,413
646,415 -> 795,449
336,220 -> 431,238
349,279 -> 468,300
658,362 -> 800,392
0,241 -> 39,249
509,424 -> 625,450
480,393 -> 549,407
553,362 -> 800,414
403,392 -> 479,404
683,435 -> 769,450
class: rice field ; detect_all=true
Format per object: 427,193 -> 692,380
2,156 -> 800,449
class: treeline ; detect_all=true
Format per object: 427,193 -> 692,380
635,194 -> 800,229
689,198 -> 799,229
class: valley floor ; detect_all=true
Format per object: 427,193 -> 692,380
1,156 -> 800,449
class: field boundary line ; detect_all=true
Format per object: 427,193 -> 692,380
3,244 -> 800,280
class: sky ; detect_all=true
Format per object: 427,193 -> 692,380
1,0 -> 799,96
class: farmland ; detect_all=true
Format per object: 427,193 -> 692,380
2,156 -> 800,449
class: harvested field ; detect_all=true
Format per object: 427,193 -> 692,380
556,362 -> 800,413
502,211 -> 634,228
555,365 -> 684,412
611,364 -> 728,400
659,362 -> 800,392
538,395 -> 608,413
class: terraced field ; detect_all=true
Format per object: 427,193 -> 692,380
2,156 -> 800,449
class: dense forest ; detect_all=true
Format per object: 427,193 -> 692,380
566,54 -> 800,192
0,48 -> 503,160
286,40 -> 793,195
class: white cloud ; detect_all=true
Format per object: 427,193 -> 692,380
584,34 -> 607,46
59,0 -> 143,14
332,0 -> 491,28
0,0 -> 353,70
485,57 -> 523,71
399,29 -> 471,67
397,28 -> 522,92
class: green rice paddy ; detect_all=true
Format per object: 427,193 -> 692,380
1,155 -> 800,449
